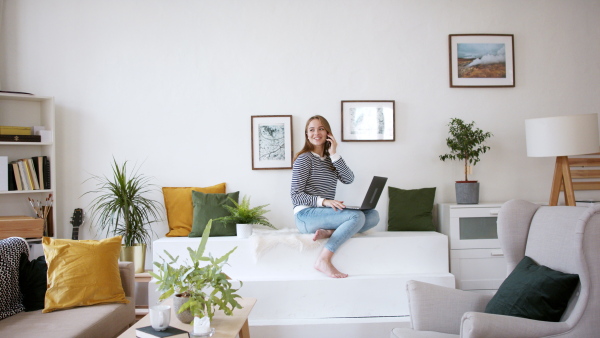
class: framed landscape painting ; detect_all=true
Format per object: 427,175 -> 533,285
251,115 -> 293,170
341,100 -> 395,141
449,34 -> 515,88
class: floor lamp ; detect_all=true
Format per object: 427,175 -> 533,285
526,114 -> 600,206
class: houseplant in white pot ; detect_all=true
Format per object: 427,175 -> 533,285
150,220 -> 242,335
439,118 -> 493,204
86,158 -> 163,272
215,195 -> 277,238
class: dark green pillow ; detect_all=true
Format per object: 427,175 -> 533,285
387,186 -> 436,231
485,256 -> 579,322
18,254 -> 47,311
189,191 -> 239,237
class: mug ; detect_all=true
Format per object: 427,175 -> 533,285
150,305 -> 171,331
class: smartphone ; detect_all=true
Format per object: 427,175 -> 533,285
324,133 -> 331,152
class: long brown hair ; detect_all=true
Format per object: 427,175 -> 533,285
293,115 -> 333,163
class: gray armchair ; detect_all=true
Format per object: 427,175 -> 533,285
391,199 -> 600,338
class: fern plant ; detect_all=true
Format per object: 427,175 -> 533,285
150,220 -> 242,321
215,195 -> 276,229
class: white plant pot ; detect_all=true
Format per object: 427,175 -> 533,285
236,224 -> 253,238
193,316 -> 211,335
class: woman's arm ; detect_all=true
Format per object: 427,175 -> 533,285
331,154 -> 354,184
290,154 -> 319,207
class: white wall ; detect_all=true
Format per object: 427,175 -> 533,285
1,1 -> 600,244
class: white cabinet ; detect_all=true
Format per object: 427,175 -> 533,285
439,203 -> 506,293
0,93 -> 56,238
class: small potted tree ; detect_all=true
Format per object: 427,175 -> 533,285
439,118 -> 492,204
215,195 -> 276,238
151,220 -> 242,335
85,158 -> 163,272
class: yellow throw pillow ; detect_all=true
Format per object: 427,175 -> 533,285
42,236 -> 128,313
163,183 -> 226,236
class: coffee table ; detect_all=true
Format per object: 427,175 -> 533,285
119,297 -> 256,338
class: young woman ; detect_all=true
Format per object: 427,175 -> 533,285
290,115 -> 380,278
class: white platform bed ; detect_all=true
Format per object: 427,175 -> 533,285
150,230 -> 455,338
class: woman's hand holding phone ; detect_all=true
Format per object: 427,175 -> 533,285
326,133 -> 338,155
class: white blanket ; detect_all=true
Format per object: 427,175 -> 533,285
249,228 -> 323,261
248,228 -> 370,261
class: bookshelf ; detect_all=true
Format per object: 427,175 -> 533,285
0,93 -> 56,239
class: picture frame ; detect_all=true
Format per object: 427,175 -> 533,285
251,115 -> 293,170
449,34 -> 515,88
341,100 -> 395,142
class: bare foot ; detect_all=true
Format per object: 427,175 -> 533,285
315,259 -> 348,278
314,248 -> 348,278
313,229 -> 334,241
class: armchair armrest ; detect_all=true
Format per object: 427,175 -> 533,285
118,261 -> 135,298
461,312 -> 570,338
406,280 -> 493,334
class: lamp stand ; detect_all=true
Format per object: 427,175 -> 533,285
549,156 -> 576,206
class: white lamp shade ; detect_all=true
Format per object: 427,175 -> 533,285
525,114 -> 600,157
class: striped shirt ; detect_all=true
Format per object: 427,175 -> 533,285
290,152 -> 354,213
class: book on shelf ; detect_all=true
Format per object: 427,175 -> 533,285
32,156 -> 45,189
16,160 -> 30,190
7,159 -> 16,191
10,161 -> 23,190
6,156 -> 51,191
0,126 -> 31,135
42,156 -> 50,189
0,156 -> 7,191
25,158 -> 40,190
0,135 -> 41,142
135,325 -> 190,338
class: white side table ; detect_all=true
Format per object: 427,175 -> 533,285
438,203 -> 507,294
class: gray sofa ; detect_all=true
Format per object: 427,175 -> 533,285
0,261 -> 136,338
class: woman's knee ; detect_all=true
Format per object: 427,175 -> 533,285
348,210 -> 366,229
360,210 -> 380,232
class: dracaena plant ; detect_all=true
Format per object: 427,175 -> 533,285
150,220 -> 242,320
85,158 -> 162,247
439,118 -> 493,181
215,195 -> 276,229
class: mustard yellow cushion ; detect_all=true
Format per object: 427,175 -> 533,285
42,236 -> 128,313
163,183 -> 226,237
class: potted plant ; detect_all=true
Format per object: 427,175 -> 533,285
439,118 -> 493,204
85,158 -> 163,272
150,220 -> 242,335
215,195 -> 277,238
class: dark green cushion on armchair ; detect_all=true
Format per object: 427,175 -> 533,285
189,190 -> 239,237
485,255 -> 579,322
387,186 -> 436,231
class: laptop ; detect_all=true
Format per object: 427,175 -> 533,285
345,176 -> 388,210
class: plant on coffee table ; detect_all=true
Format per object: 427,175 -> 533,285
150,220 -> 242,332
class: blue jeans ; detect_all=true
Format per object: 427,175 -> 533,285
295,208 -> 380,253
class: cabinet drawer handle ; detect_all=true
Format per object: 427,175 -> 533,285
490,251 -> 504,257
489,209 -> 500,216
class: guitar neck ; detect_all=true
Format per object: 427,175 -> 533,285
72,226 -> 80,240
70,208 -> 83,240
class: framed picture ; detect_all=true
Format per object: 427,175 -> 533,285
449,34 -> 515,88
341,100 -> 395,142
251,115 -> 293,170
